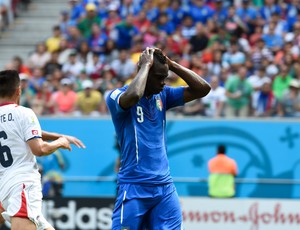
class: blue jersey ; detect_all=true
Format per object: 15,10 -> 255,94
106,85 -> 185,185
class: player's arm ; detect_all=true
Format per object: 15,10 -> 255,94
0,203 -> 5,225
166,56 -> 211,103
119,47 -> 154,109
41,131 -> 86,148
27,136 -> 71,157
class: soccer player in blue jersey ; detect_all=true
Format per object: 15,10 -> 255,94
106,47 -> 211,229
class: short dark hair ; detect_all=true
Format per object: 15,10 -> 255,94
0,70 -> 20,98
217,145 -> 226,154
137,49 -> 167,71
153,49 -> 167,66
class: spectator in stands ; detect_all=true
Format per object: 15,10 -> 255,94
48,68 -> 64,92
189,22 -> 209,53
236,0 -> 258,34
208,25 -> 230,53
253,79 -> 277,117
188,0 -> 214,25
165,0 -> 185,28
88,23 -> 108,56
59,10 -> 71,35
248,67 -> 270,93
10,55 -> 31,75
207,50 -> 222,77
142,24 -> 160,48
77,2 -> 101,38
68,0 -> 83,22
31,81 -> 54,116
19,73 -> 34,108
101,38 -> 118,63
28,67 -> 46,94
208,145 -> 238,198
249,25 -> 263,46
110,49 -> 136,82
102,4 -> 121,35
259,0 -> 281,23
250,38 -> 273,70
225,67 -> 253,117
46,25 -> 63,53
62,49 -> 84,79
278,79 -> 300,117
275,34 -> 299,66
51,78 -> 77,116
212,0 -> 228,26
119,0 -> 140,19
180,15 -> 196,39
286,0 -> 300,32
85,51 -> 103,79
273,64 -> 293,100
141,0 -> 159,22
111,13 -> 139,50
263,12 -> 288,36
77,40 -> 93,64
202,76 -> 226,117
75,79 -> 103,116
222,40 -> 246,71
262,22 -> 284,53
224,6 -> 248,39
167,27 -> 189,56
156,12 -> 175,35
28,42 -> 51,70
290,22 -> 300,52
44,51 -> 62,76
66,21 -> 84,49
181,98 -> 205,116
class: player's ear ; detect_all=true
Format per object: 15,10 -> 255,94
15,86 -> 21,103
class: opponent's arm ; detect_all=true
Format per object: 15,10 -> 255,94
41,131 -> 86,148
166,56 -> 211,103
0,204 -> 5,225
27,136 -> 71,157
119,47 -> 154,109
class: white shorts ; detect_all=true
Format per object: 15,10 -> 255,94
1,181 -> 51,230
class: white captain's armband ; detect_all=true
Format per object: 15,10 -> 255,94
110,89 -> 122,101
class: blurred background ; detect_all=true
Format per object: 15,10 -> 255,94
0,0 -> 300,229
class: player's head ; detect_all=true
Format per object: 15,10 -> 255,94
217,145 -> 226,154
0,70 -> 21,103
145,49 -> 169,96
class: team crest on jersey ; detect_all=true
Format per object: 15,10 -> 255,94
155,95 -> 163,111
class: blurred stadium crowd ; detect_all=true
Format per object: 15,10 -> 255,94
2,0 -> 300,118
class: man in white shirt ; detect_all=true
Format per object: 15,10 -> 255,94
202,76 -> 226,117
0,70 -> 85,230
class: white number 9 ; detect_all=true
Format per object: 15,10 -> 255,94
137,106 -> 144,123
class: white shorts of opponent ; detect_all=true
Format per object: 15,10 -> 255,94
1,181 -> 51,230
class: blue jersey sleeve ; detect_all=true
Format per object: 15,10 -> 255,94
164,86 -> 185,110
105,87 -> 127,115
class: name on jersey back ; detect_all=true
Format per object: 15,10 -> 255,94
0,113 -> 14,123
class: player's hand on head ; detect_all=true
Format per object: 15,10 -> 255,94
63,135 -> 86,148
139,47 -> 154,67
165,55 -> 175,70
